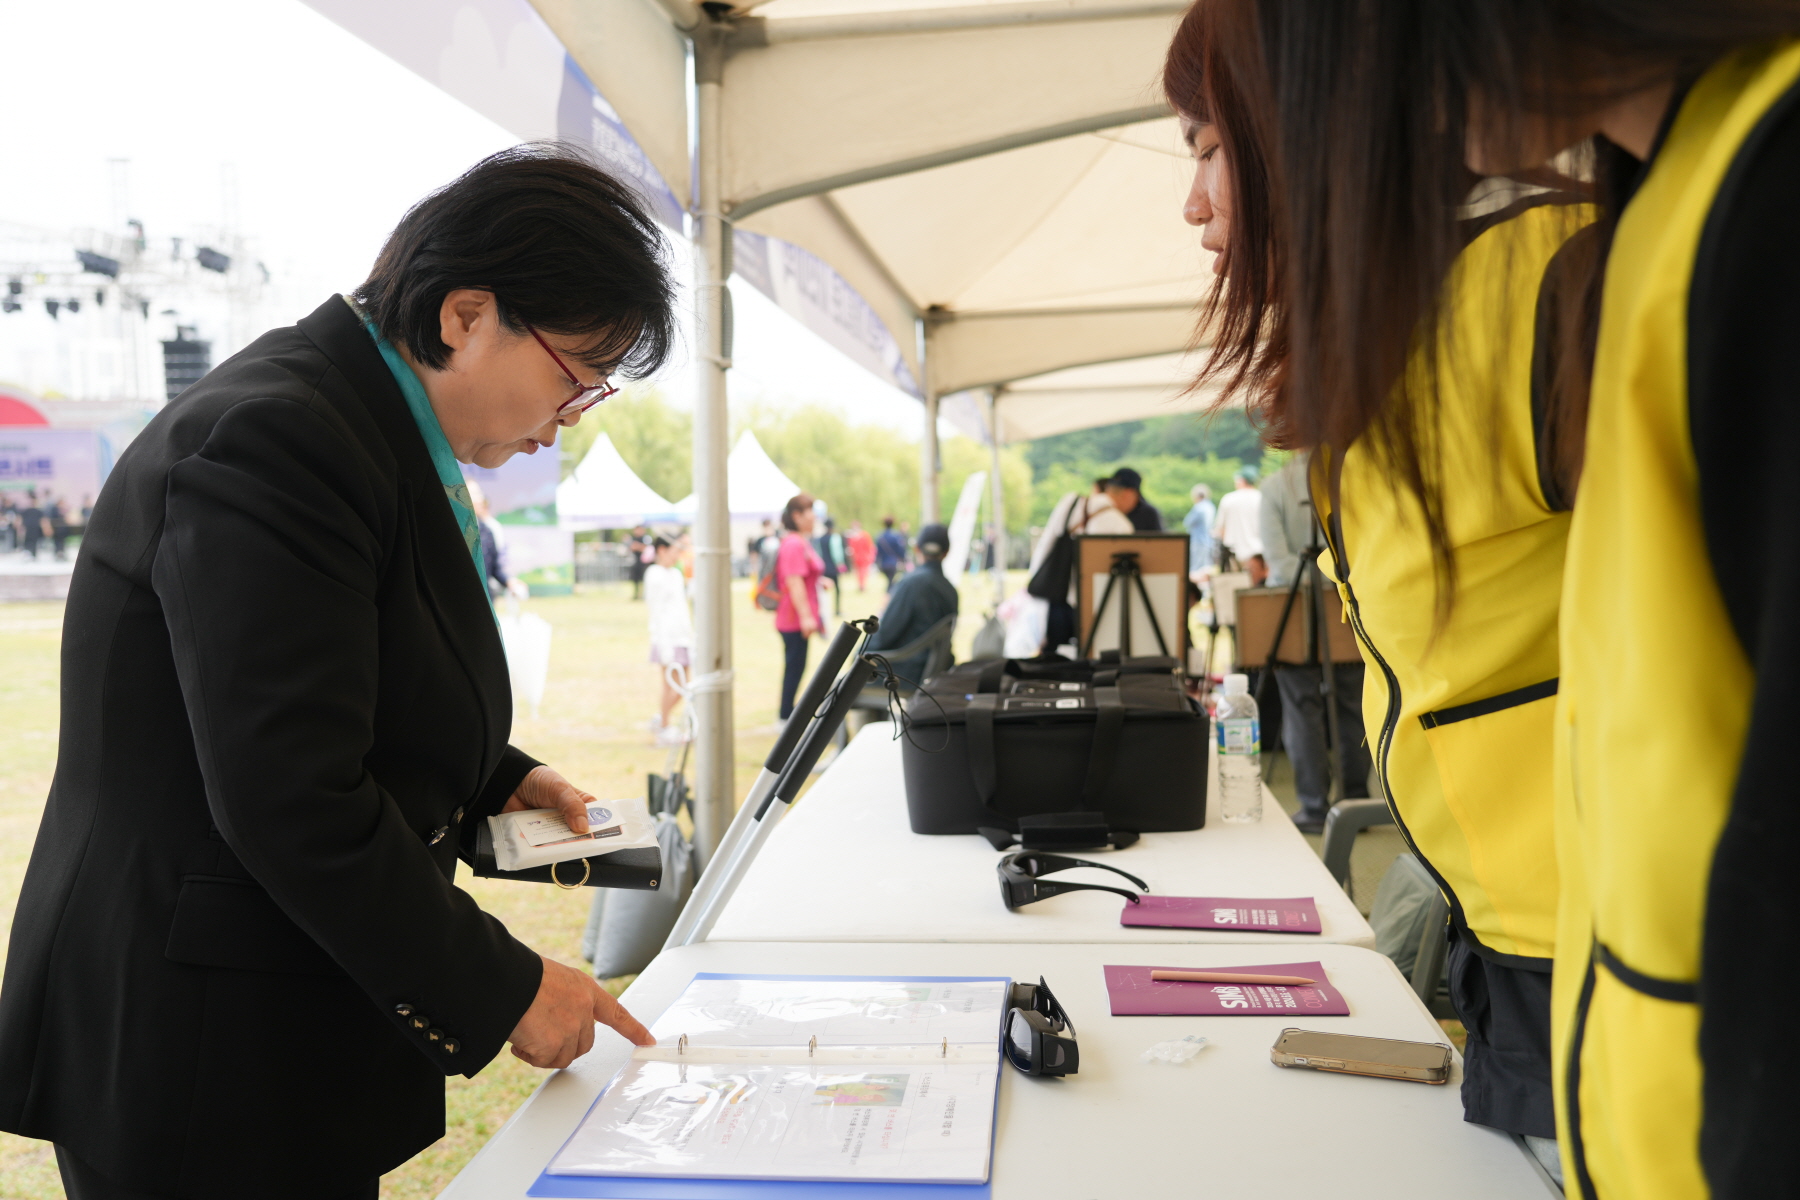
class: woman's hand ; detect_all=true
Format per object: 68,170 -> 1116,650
501,764 -> 593,834
509,955 -> 655,1068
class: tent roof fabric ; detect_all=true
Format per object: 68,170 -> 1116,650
665,431 -> 805,520
940,350 -> 1233,445
311,0 -> 1222,440
557,431 -> 676,528
529,0 -> 1212,404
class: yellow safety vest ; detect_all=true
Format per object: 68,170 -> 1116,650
1552,41 -> 1800,1200
1316,200 -> 1594,964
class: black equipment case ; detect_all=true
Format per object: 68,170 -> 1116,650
901,656 -> 1210,835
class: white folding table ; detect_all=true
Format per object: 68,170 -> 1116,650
441,941 -> 1555,1199
705,730 -> 1376,948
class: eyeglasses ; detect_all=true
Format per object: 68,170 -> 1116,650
528,326 -> 619,417
1004,977 -> 1078,1077
997,850 -> 1149,910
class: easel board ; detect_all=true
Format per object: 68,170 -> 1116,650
1234,586 -> 1361,667
1076,534 -> 1190,663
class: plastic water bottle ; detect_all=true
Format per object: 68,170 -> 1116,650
1215,673 -> 1263,823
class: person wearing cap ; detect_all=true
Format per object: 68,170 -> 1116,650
1103,467 -> 1162,531
865,522 -> 959,690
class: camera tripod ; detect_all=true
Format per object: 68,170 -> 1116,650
1253,506 -> 1348,808
1079,550 -> 1171,659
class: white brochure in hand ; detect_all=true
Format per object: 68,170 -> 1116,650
487,797 -> 657,872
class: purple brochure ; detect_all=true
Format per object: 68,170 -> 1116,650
1120,895 -> 1321,933
1103,961 -> 1349,1017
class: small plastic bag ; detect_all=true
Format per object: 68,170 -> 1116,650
487,797 -> 658,872
1140,1034 -> 1210,1065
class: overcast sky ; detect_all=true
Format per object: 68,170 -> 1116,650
0,0 -> 925,435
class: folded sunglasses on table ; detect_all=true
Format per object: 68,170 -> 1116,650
1004,976 -> 1079,1077
997,849 -> 1149,910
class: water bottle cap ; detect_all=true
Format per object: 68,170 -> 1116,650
1223,673 -> 1248,695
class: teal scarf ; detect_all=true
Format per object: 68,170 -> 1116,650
344,296 -> 487,593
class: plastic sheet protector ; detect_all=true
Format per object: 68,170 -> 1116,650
545,975 -> 1010,1188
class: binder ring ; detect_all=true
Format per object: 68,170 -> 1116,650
551,858 -> 591,890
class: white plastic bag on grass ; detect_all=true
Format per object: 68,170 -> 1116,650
498,606 -> 552,718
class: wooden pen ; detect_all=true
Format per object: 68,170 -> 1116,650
1149,969 -> 1318,986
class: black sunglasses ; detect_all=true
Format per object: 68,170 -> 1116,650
1004,977 -> 1078,1077
997,850 -> 1149,910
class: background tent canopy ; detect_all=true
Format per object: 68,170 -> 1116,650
662,431 -> 803,521
558,431 -> 676,529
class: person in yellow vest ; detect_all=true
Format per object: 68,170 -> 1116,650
1162,9 -> 1594,1181
1198,1 -> 1800,1195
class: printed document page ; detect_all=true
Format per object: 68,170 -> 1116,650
546,976 -> 1008,1184
647,975 -> 1009,1048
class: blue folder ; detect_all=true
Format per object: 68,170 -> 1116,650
528,974 -> 1009,1200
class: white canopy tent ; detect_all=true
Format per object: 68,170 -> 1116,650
305,0 -> 1216,859
557,432 -> 676,529
660,432 -> 804,521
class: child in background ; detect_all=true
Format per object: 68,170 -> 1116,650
644,536 -> 694,745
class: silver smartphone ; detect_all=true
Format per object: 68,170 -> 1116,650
1270,1028 -> 1453,1084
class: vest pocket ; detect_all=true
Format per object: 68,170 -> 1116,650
1573,950 -> 1706,1200
1417,681 -> 1560,960
165,876 -> 346,977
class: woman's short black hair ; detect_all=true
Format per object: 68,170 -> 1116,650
355,143 -> 676,376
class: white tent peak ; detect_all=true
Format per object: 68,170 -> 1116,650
667,431 -> 805,520
557,432 -> 675,530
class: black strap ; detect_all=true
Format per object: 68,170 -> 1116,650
966,693 -> 999,802
1024,879 -> 1144,908
1092,668 -> 1119,686
1595,941 -> 1698,1004
1081,686 -> 1124,805
1004,850 -> 1149,892
975,659 -> 1009,694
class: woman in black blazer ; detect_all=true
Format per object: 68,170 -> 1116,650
0,147 -> 677,1200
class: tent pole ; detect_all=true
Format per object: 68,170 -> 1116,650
987,388 -> 1006,608
689,28 -> 734,868
920,390 -> 940,526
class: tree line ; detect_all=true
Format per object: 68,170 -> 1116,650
562,390 -> 1281,537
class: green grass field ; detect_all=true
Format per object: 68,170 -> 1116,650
0,569 -> 1008,1200
0,569 -> 1444,1197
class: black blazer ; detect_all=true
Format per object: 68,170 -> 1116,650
0,297 -> 546,1196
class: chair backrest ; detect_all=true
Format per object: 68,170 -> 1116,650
1369,852 -> 1450,1004
919,614 -> 957,680
1320,798 -> 1395,891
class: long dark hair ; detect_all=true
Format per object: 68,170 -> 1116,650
1168,0 -> 1800,569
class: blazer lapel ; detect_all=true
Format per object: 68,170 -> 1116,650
297,297 -> 513,782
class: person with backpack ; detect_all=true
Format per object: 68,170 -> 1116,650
771,493 -> 823,721
1025,486 -> 1133,654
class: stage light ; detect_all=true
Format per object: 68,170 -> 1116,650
76,250 -> 121,278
